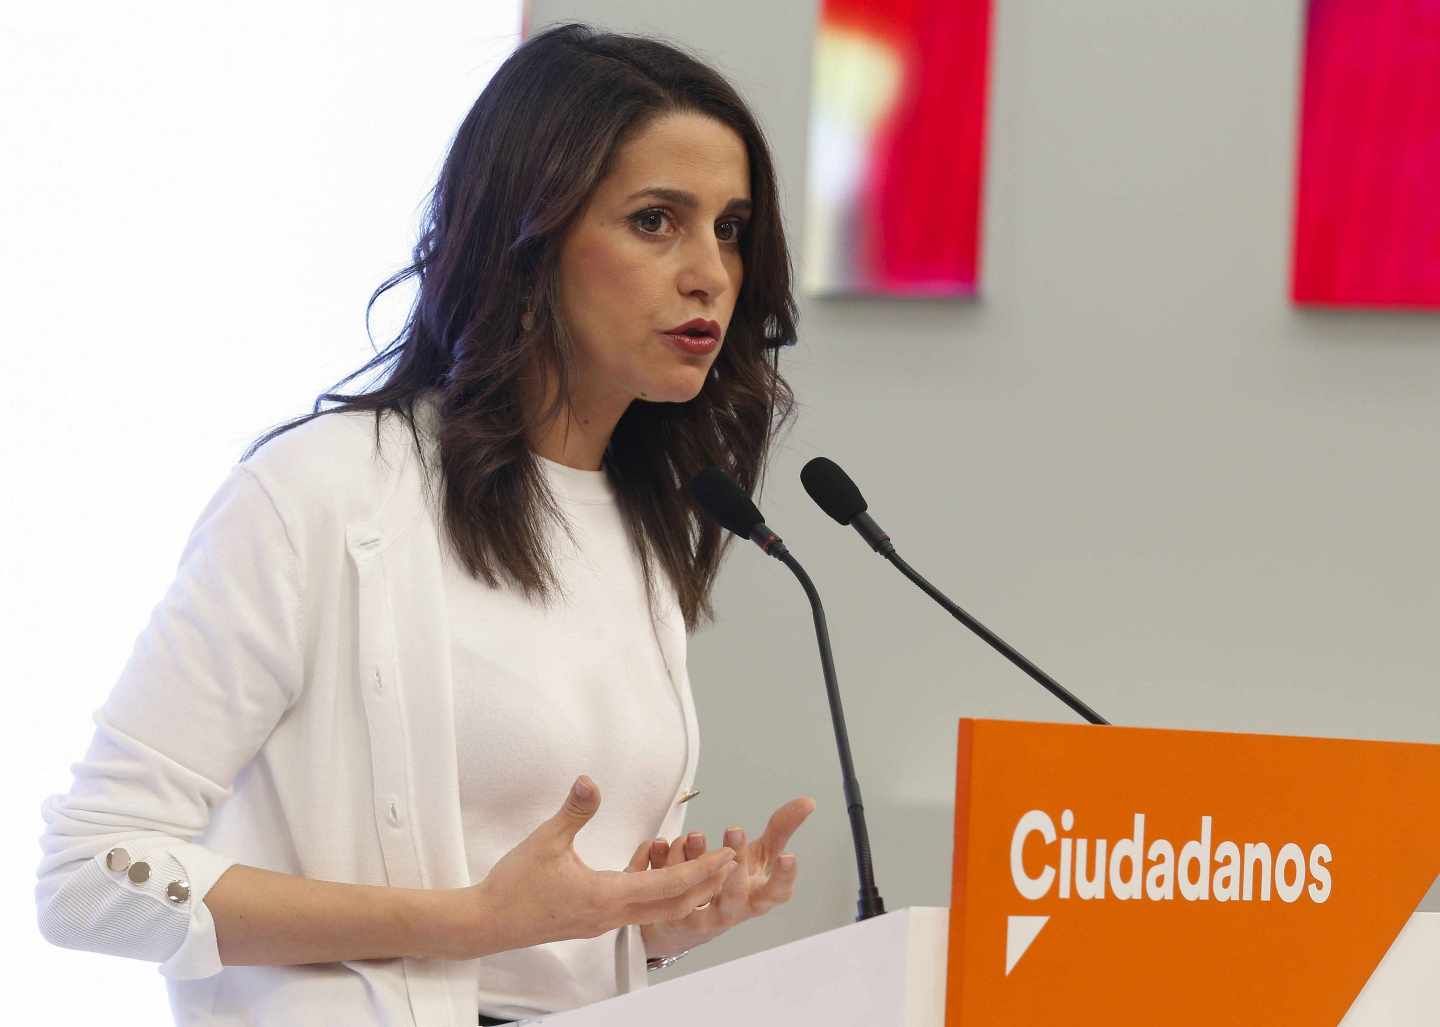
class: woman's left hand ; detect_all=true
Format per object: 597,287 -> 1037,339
626,796 -> 816,958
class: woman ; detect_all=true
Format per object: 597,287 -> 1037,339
35,22 -> 814,1026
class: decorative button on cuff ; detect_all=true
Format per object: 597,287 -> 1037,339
678,789 -> 701,805
105,847 -> 132,872
128,861 -> 151,884
166,880 -> 191,904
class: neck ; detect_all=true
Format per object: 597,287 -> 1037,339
523,371 -> 630,472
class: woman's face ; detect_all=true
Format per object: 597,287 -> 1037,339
554,111 -> 751,411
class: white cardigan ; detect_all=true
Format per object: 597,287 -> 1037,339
35,397 -> 701,1025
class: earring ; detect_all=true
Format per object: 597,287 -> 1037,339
520,290 -> 536,333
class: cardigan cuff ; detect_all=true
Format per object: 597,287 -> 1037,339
156,842 -> 238,980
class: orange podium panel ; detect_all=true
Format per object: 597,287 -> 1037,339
945,719 -> 1440,1025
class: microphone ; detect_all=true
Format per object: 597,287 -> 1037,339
687,466 -> 885,921
688,466 -> 786,556
800,457 -> 1109,727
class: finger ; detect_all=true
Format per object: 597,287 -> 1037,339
665,832 -> 698,868
722,826 -> 747,858
635,861 -> 736,925
650,839 -> 671,869
695,848 -> 734,911
694,861 -> 737,915
752,853 -> 800,914
629,854 -> 734,924
713,843 -> 751,923
616,847 -> 735,907
548,776 -> 602,843
625,838 -> 652,873
684,831 -> 707,862
757,797 -> 815,859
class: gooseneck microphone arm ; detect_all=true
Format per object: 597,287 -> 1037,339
878,540 -> 1108,727
802,459 -> 1109,727
764,534 -> 885,920
687,466 -> 884,921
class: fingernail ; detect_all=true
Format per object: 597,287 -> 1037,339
573,776 -> 594,800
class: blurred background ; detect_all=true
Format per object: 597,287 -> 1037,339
5,0 -> 1439,1021
2,3 -> 521,1021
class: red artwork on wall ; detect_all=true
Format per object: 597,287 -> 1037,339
1292,0 -> 1440,308
804,0 -> 994,296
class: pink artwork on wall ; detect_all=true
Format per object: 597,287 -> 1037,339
1291,0 -> 1440,308
804,0 -> 994,296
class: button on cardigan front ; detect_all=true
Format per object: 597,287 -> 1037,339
34,398 -> 702,1026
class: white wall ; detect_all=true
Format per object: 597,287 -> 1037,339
528,0 -> 1440,979
2,4 -> 518,1022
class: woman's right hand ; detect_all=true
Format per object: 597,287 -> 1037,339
441,775 -> 736,960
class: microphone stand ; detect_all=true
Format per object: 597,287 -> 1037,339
762,534 -> 886,920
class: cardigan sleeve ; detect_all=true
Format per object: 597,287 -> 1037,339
35,463 -> 305,980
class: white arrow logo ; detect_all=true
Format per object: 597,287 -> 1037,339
1005,915 -> 1050,976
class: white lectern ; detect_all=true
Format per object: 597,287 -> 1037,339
523,908 -> 1438,1025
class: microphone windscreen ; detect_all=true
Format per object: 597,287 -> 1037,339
688,466 -> 765,539
801,457 -> 868,525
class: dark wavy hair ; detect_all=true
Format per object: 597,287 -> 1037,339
245,22 -> 796,630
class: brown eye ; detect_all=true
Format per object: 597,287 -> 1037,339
632,209 -> 669,234
714,218 -> 748,244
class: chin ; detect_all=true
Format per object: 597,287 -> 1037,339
639,367 -> 712,404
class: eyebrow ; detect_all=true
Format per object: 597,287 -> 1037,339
624,187 -> 752,214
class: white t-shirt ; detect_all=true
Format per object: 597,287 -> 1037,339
449,455 -> 688,1019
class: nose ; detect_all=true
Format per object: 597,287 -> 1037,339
676,234 -> 733,303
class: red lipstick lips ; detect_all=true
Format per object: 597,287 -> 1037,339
660,318 -> 721,356
662,318 -> 721,338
